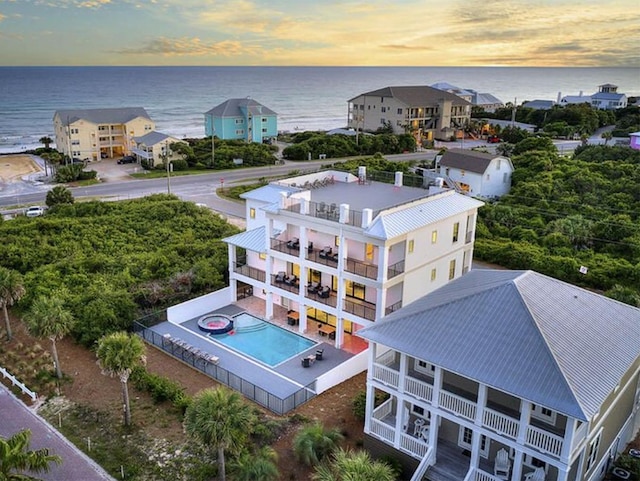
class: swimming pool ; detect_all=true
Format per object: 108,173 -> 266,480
208,312 -> 316,367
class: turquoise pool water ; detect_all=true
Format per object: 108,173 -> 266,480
208,312 -> 316,367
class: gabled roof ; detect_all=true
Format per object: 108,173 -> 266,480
439,148 -> 505,174
430,82 -> 474,98
223,226 -> 267,252
560,95 -> 592,104
522,100 -> 555,110
358,270 -> 640,421
473,92 -> 503,106
205,98 -> 277,117
54,107 -> 151,124
591,92 -> 626,100
240,183 -> 300,203
349,86 -> 470,107
133,131 -> 180,146
364,191 -> 484,240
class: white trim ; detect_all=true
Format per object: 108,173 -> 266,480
531,404 -> 557,425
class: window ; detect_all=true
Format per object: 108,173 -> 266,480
70,128 -> 79,134
236,129 -> 244,135
449,259 -> 456,280
335,236 -> 340,247
431,231 -> 438,244
486,174 -> 490,180
98,126 -> 107,131
531,404 -> 556,424
416,360 -> 435,374
262,117 -> 267,122
503,173 -> 509,183
380,118 -> 386,124
71,140 -> 80,145
345,280 -> 365,300
381,107 -> 386,113
262,128 -> 267,133
259,252 -> 266,260
249,208 -> 256,219
460,169 -> 466,177
452,222 -> 460,243
235,119 -> 244,124
496,159 -> 501,170
144,124 -> 152,131
397,108 -> 403,115
365,243 -> 374,261
408,239 -> 414,253
586,432 -> 601,471
430,268 -> 436,281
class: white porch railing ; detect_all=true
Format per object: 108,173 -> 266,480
373,363 -> 400,389
526,424 -> 563,457
400,432 -> 430,459
405,376 -> 433,403
483,407 -> 519,439
370,418 -> 395,443
375,349 -> 396,366
439,389 -> 477,421
0,366 -> 37,402
373,397 -> 394,420
409,446 -> 434,481
467,468 -> 505,481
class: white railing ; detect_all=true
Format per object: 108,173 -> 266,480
375,349 -> 396,366
483,407 -> 519,439
373,397 -> 394,420
405,376 -> 433,403
439,390 -> 476,421
526,424 -> 563,457
0,366 -> 37,402
370,418 -> 395,443
471,468 -> 505,481
400,432 -> 430,459
409,446 -> 434,481
572,421 -> 589,455
373,363 -> 399,388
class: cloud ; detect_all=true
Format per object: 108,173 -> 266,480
114,36 -> 262,57
380,44 -> 434,52
0,13 -> 6,22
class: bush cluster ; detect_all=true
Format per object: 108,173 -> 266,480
130,365 -> 191,412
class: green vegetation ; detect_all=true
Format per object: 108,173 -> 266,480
0,267 -> 25,341
282,132 -> 416,160
45,186 -> 74,208
0,195 -> 237,346
293,422 -> 344,467
311,448 -> 398,481
0,429 -> 61,480
476,143 -> 640,303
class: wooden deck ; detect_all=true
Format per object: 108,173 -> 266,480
424,439 -> 492,481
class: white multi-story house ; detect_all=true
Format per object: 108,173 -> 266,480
590,84 -> 628,110
53,107 -> 155,161
347,86 -> 472,143
357,269 -> 640,481
438,148 -> 514,198
131,131 -> 187,167
223,168 -> 484,350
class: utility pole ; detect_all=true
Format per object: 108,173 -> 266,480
211,132 -> 215,167
163,141 -> 172,194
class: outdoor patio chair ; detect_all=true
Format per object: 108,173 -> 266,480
523,467 -> 545,481
287,238 -> 299,249
307,241 -> 314,254
275,271 -> 286,283
494,448 -> 511,480
402,406 -> 410,433
319,286 -> 330,298
315,349 -> 324,360
307,282 -> 319,294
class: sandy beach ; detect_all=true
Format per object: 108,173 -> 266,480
0,154 -> 42,183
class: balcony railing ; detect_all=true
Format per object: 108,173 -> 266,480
343,299 -> 376,321
385,300 -> 403,315
271,274 -> 300,294
387,260 -> 405,279
234,263 -> 265,282
304,288 -> 337,308
307,248 -> 339,268
483,408 -> 519,439
344,258 -> 378,280
405,377 -> 433,403
467,468 -> 504,481
282,199 -> 365,227
526,424 -> 563,457
370,418 -> 395,444
439,390 -> 476,422
400,432 -> 430,459
373,363 -> 399,389
271,238 -> 301,256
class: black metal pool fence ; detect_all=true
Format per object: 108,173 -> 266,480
132,312 -> 316,415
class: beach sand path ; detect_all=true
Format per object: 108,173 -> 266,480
0,154 -> 42,183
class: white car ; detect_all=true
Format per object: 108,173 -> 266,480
25,206 -> 44,217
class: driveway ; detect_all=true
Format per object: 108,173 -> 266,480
0,384 -> 114,480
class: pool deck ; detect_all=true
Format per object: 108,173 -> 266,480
148,304 -> 355,399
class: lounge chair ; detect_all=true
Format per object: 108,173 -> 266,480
307,282 -> 319,294
319,247 -> 332,259
301,357 -> 311,368
315,349 -> 324,360
494,448 -> 511,480
319,286 -> 330,298
523,467 -> 545,481
275,271 -> 286,283
287,237 -> 299,249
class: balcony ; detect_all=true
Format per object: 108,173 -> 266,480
271,238 -> 302,257
387,260 -> 405,279
233,262 -> 265,282
282,199 -> 367,227
343,298 -> 376,321
371,354 -> 566,458
272,273 -> 300,294
344,258 -> 378,280
304,284 -> 337,308
307,247 -> 338,268
385,300 -> 402,315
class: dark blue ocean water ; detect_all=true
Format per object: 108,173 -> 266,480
1,66 -> 638,152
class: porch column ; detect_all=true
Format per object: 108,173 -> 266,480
427,413 -> 438,463
377,243 -> 388,283
265,291 -> 274,320
557,464 -> 571,481
517,400 -> 532,444
364,343 -> 377,433
376,286 -> 385,320
228,244 -> 237,301
475,383 -> 488,428
469,427 -> 482,469
394,399 -> 406,449
398,353 -> 407,394
334,318 -> 344,349
432,366 -> 443,409
299,227 -> 308,262
298,308 -> 307,334
560,418 -> 577,464
511,449 -> 524,481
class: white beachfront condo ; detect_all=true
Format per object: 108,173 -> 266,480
357,269 -> 640,481
223,167 -> 484,353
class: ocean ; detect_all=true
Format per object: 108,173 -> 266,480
1,66 -> 638,153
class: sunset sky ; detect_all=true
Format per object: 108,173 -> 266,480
0,0 -> 638,67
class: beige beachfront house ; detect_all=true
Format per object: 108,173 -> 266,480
347,86 -> 472,143
223,167 -> 484,352
132,131 -> 186,168
357,269 -> 640,481
53,107 -> 155,161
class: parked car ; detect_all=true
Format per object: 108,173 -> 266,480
101,152 -> 108,159
117,155 -> 136,164
25,206 -> 44,217
487,135 -> 501,144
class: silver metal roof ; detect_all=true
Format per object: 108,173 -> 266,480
53,107 -> 151,124
365,191 -> 484,240
241,184 -> 300,204
205,98 -> 277,117
133,131 -> 174,146
358,269 -> 640,421
222,226 -> 267,252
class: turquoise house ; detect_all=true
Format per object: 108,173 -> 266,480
204,98 -> 277,143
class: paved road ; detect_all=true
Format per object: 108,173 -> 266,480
0,384 -> 114,480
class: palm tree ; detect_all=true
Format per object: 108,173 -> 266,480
601,130 -> 613,145
0,267 -> 26,341
311,448 -> 396,481
95,331 -> 146,426
230,446 -> 279,481
45,186 -> 74,208
184,387 -> 257,481
0,429 -> 61,480
38,136 -> 53,150
293,422 -> 344,467
23,295 -> 74,379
